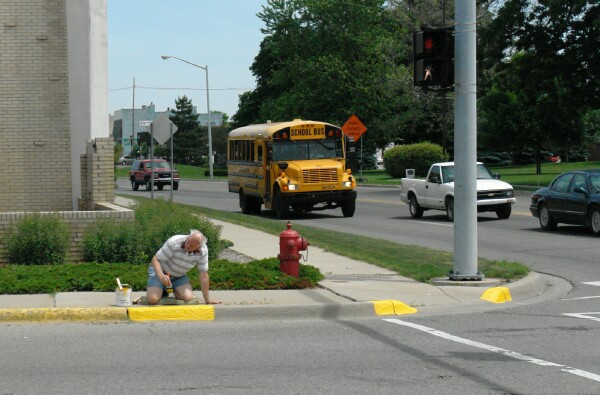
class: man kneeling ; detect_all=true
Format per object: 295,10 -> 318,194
146,230 -> 221,305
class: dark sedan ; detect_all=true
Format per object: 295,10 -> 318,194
530,170 -> 600,235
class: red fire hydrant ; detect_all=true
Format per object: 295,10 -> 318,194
277,221 -> 309,277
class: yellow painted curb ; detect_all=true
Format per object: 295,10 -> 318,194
0,308 -> 128,322
128,305 -> 215,322
480,287 -> 512,304
371,300 -> 417,316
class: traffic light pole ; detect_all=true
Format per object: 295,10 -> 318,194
450,0 -> 483,280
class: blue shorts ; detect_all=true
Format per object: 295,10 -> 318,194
147,266 -> 190,290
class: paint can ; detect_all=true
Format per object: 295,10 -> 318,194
116,284 -> 132,307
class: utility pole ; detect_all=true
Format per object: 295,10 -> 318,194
131,77 -> 135,157
450,0 -> 483,280
441,0 -> 448,155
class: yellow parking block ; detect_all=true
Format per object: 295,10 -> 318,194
480,287 -> 512,304
371,300 -> 417,316
128,305 -> 215,322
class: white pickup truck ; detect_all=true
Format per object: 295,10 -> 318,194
400,162 -> 516,221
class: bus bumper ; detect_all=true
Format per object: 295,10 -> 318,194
284,189 -> 357,206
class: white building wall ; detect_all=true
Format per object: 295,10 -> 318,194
67,0 -> 109,209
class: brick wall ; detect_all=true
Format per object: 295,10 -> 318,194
80,138 -> 115,210
0,0 -> 72,211
0,203 -> 134,263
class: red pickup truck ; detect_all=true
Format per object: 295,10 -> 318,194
129,159 -> 180,191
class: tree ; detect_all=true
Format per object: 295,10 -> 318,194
168,96 -> 206,166
234,0 -> 408,153
478,0 -> 600,169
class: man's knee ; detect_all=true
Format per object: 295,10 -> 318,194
146,294 -> 161,305
175,288 -> 194,302
146,288 -> 162,305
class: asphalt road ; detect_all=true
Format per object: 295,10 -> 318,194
110,179 -> 600,393
2,316 -> 599,394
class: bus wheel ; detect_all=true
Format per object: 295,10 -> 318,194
341,199 -> 356,217
250,198 -> 262,214
239,190 -> 252,214
273,188 -> 288,219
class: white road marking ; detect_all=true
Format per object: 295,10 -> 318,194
384,318 -> 600,383
562,312 -> 600,322
582,281 -> 600,287
410,220 -> 453,228
562,296 -> 600,301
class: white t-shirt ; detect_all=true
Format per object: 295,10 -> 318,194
154,235 -> 209,277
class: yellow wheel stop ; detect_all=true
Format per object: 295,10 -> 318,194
480,287 -> 512,304
371,300 -> 417,316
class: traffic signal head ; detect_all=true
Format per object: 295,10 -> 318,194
414,59 -> 453,87
413,28 -> 454,88
414,30 -> 448,58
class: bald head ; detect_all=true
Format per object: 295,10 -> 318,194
183,231 -> 204,253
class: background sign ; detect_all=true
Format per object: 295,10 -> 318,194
152,113 -> 178,145
341,115 -> 367,141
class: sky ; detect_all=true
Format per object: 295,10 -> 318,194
107,0 -> 267,118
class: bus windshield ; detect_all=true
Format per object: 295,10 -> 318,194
273,138 -> 343,161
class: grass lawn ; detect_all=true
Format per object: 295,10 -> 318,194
354,161 -> 600,189
115,164 -> 223,180
115,160 -> 600,189
126,196 -> 529,283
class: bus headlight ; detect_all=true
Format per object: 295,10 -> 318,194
343,181 -> 352,188
287,184 -> 298,191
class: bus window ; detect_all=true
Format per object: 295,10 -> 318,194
257,145 -> 263,163
273,140 -> 307,161
273,138 -> 342,161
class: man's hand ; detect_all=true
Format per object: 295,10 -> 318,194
161,273 -> 172,287
205,299 -> 222,305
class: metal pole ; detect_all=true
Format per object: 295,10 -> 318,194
205,66 -> 213,179
161,56 -> 214,179
450,0 -> 482,280
170,122 -> 174,202
360,138 -> 363,180
131,77 -> 135,156
150,123 -> 154,200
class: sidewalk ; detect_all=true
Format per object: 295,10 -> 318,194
0,198 -> 570,323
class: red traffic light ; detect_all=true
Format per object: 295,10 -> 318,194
413,28 -> 454,88
424,37 -> 434,52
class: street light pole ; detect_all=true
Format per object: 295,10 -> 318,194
161,55 -> 213,179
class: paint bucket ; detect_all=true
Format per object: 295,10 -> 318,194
116,284 -> 132,307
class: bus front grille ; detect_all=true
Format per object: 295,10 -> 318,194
302,168 -> 338,184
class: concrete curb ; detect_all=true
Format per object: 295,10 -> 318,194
0,301 -> 417,323
0,272 -> 567,323
0,307 -> 128,323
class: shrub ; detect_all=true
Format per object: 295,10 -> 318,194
0,259 -> 323,294
134,199 -> 224,261
6,214 -> 71,265
82,220 -> 146,264
384,142 -> 448,178
82,199 -> 225,264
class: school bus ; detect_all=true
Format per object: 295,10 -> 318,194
227,119 -> 357,218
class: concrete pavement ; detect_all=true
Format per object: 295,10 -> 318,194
0,198 -> 571,323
